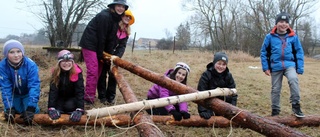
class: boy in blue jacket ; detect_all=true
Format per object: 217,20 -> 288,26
0,39 -> 41,125
260,12 -> 305,117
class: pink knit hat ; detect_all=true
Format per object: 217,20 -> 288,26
57,50 -> 74,63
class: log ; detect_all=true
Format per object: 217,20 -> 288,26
103,53 -> 309,137
111,66 -> 164,137
0,113 -> 131,126
86,88 -> 237,117
3,113 -> 319,128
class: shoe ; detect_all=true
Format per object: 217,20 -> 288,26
84,100 -> 94,105
292,103 -> 305,118
107,99 -> 115,105
271,109 -> 280,116
100,98 -> 107,105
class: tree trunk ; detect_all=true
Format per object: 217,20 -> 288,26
86,88 -> 236,117
3,113 -> 319,128
103,53 -> 309,137
111,66 -> 164,137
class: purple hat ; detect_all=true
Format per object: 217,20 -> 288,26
3,39 -> 25,57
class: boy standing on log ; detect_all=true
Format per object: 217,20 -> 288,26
197,52 -> 237,119
260,12 -> 305,117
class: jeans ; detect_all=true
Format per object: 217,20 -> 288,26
271,67 -> 301,110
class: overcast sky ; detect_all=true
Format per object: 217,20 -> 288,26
0,0 -> 192,39
1,1 -> 319,40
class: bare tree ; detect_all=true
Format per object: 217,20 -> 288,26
183,0 -> 319,56
24,0 -> 109,47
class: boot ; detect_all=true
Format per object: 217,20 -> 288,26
292,103 -> 305,118
271,109 -> 280,116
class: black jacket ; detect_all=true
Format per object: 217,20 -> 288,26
48,66 -> 84,110
106,33 -> 128,58
79,8 -> 121,60
197,62 -> 237,115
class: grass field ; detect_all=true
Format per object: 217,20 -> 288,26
0,47 -> 320,137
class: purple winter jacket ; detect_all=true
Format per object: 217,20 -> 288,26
147,69 -> 188,113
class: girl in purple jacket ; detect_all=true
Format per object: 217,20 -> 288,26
146,62 -> 191,121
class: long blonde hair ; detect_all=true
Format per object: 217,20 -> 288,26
119,21 -> 131,35
51,62 -> 76,87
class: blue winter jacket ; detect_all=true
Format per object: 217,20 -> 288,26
260,26 -> 304,74
0,57 -> 41,109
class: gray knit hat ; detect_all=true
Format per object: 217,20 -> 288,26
213,52 -> 228,65
275,12 -> 290,25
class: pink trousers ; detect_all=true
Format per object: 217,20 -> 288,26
82,48 -> 103,103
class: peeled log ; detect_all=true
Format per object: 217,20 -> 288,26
104,53 -> 309,137
86,88 -> 237,117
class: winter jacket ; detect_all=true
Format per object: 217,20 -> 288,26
0,57 -> 41,109
260,26 -> 304,74
106,29 -> 128,58
79,8 -> 121,60
147,69 -> 188,113
197,62 -> 237,115
48,64 -> 84,110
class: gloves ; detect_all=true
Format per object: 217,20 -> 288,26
69,108 -> 84,122
170,110 -> 182,121
20,107 -> 36,125
48,107 -> 61,120
199,111 -> 212,119
4,108 -> 16,122
180,111 -> 191,119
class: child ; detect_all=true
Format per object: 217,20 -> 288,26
47,50 -> 85,122
197,52 -> 237,119
260,12 -> 305,117
79,0 -> 128,104
146,62 -> 191,121
98,9 -> 135,105
0,39 -> 41,125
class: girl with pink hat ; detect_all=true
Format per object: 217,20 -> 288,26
47,50 -> 85,122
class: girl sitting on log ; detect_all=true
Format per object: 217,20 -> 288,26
47,50 -> 85,122
146,62 -> 191,121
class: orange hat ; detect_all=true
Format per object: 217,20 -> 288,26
125,10 -> 135,25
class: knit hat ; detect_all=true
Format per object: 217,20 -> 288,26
3,39 -> 25,57
174,62 -> 190,74
125,10 -> 135,25
275,12 -> 290,25
213,52 -> 228,65
108,0 -> 129,10
57,50 -> 74,63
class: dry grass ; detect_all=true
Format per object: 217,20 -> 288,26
1,47 -> 320,137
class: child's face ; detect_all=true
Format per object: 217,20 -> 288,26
122,15 -> 131,24
59,60 -> 73,71
114,4 -> 126,15
214,60 -> 227,73
276,20 -> 289,34
7,48 -> 23,64
175,68 -> 187,83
